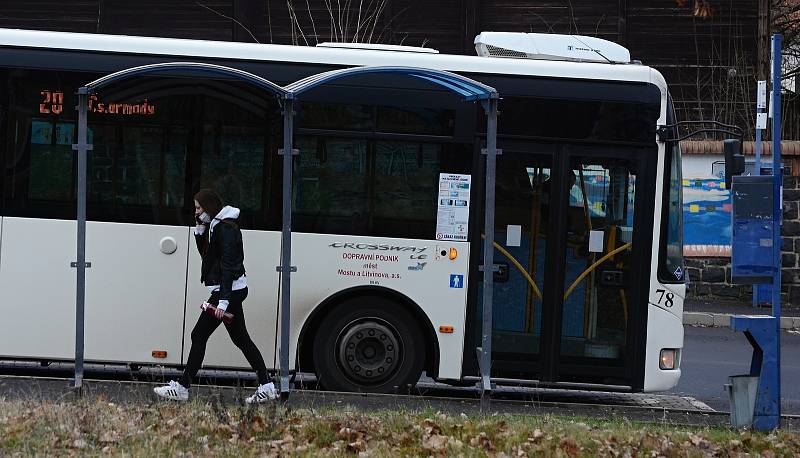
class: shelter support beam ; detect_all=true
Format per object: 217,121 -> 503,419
477,96 -> 499,409
71,88 -> 92,392
278,97 -> 296,400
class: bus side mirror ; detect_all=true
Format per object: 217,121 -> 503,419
723,139 -> 744,189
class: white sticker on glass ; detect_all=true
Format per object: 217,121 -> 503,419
506,225 -> 522,247
589,230 -> 604,253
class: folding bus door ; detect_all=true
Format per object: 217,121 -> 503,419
552,147 -> 653,388
483,142 -> 555,378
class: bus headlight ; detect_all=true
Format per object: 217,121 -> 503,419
659,349 -> 677,370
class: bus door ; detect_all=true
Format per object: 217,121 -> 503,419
550,148 -> 648,388
486,142 -> 554,378
481,143 -> 650,388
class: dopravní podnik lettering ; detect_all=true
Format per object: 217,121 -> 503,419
342,252 -> 399,262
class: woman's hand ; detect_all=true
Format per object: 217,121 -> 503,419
214,307 -> 225,319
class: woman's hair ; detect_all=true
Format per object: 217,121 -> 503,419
194,189 -> 224,219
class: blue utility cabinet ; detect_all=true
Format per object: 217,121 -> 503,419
731,175 -> 775,284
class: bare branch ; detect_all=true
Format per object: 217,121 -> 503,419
195,1 -> 260,43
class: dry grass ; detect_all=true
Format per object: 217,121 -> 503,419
0,397 -> 798,456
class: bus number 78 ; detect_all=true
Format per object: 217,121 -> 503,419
655,289 -> 674,307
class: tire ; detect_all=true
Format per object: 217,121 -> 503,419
312,296 -> 425,393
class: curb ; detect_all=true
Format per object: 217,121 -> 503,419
684,312 -> 800,330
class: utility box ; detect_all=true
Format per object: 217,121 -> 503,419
731,175 -> 775,284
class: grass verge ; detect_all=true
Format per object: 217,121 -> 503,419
0,397 -> 798,456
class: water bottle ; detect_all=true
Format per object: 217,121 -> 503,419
200,302 -> 234,324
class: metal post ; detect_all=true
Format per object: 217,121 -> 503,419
478,96 -> 499,409
72,87 -> 90,392
278,96 -> 295,399
766,33 -> 782,429
754,80 -> 766,308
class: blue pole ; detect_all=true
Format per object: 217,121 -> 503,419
767,33 -> 782,430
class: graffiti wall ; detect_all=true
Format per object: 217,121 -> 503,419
683,177 -> 732,257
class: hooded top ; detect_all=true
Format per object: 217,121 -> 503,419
194,205 -> 247,303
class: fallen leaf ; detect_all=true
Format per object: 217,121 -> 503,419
339,427 -> 356,440
423,418 -> 442,435
347,439 -> 367,452
422,434 -> 448,452
640,433 -> 661,450
529,428 -> 544,442
560,437 -> 580,457
470,432 -> 495,451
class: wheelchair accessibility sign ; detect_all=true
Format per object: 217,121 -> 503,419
449,274 -> 464,288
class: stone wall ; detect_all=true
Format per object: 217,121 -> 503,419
686,175 -> 800,306
685,257 -> 750,301
780,175 -> 800,306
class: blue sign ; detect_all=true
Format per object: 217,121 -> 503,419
449,274 -> 463,288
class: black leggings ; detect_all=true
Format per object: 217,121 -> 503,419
180,288 -> 269,388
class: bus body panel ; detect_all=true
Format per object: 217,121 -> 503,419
643,302 -> 683,391
0,218 -> 190,365
0,217 -> 77,360
83,221 -> 188,365
183,229 -> 281,369
289,233 -> 470,379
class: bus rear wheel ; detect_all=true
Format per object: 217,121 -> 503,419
312,298 -> 425,393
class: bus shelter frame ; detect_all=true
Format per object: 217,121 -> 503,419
75,62 -> 499,402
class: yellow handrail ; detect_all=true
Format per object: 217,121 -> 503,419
480,234 -> 543,301
564,242 -> 632,300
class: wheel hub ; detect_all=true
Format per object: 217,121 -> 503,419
337,319 -> 401,384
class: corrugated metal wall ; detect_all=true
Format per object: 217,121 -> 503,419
0,0 -> 771,137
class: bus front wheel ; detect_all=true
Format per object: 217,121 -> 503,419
312,298 -> 425,393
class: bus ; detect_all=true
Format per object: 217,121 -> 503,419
0,28 -> 684,393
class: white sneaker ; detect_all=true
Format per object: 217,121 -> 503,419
246,382 -> 278,404
154,380 -> 189,401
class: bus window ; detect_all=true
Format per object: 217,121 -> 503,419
200,125 -> 265,212
29,120 -> 74,201
298,103 -> 374,131
116,126 -> 163,206
294,137 -> 369,234
372,141 -> 440,236
376,106 -> 455,136
163,126 -> 188,208
662,141 -> 684,282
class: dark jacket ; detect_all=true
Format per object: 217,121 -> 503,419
195,209 -> 246,301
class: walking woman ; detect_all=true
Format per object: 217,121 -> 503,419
155,189 -> 276,403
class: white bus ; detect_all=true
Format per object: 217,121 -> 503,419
0,28 -> 684,393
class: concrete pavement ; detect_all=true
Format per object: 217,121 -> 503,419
683,298 -> 800,329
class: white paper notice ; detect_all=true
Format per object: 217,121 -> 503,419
436,173 -> 471,241
589,230 -> 604,253
756,112 -> 768,130
506,225 -> 522,247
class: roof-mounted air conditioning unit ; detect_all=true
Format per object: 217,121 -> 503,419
474,32 -> 630,64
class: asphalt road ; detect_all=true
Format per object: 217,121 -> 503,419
669,326 -> 800,415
